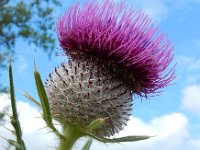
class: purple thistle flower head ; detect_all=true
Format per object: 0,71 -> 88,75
56,0 -> 175,96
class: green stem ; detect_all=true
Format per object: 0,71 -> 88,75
9,62 -> 26,150
58,123 -> 84,150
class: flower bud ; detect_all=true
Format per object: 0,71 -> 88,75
46,59 -> 132,137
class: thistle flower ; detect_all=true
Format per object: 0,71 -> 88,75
56,0 -> 175,96
45,0 -> 175,143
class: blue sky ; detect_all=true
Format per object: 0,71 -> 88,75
1,0 -> 200,149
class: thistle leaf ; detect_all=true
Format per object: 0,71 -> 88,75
34,63 -> 63,138
102,135 -> 153,143
81,138 -> 93,150
9,61 -> 26,150
88,132 -> 152,143
34,63 -> 52,125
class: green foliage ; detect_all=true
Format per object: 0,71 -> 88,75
0,0 -> 60,66
0,0 -> 60,92
0,52 -> 8,69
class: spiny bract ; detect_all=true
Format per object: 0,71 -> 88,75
46,59 -> 132,137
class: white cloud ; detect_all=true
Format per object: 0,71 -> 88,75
181,85 -> 200,116
0,94 -> 10,111
90,113 -> 193,150
1,93 -> 200,150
